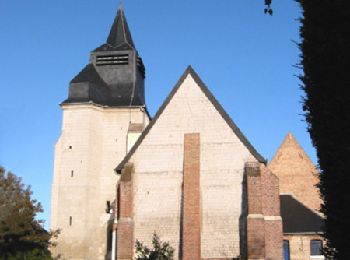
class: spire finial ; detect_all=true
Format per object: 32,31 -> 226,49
106,0 -> 135,48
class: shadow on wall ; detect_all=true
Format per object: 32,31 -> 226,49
239,172 -> 248,260
178,181 -> 184,260
105,202 -> 116,260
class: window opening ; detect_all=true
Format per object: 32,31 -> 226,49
310,240 -> 323,256
96,54 -> 129,66
283,240 -> 290,260
106,201 -> 111,213
69,216 -> 72,226
117,184 -> 120,220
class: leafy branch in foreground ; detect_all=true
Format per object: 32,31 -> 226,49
135,233 -> 174,260
0,166 -> 59,259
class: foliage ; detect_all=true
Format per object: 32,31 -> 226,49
264,0 -> 273,15
135,233 -> 174,260
296,0 -> 350,258
0,166 -> 59,259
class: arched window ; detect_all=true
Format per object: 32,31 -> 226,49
283,240 -> 290,260
310,239 -> 323,256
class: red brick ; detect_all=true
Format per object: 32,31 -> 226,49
261,166 -> 283,260
183,133 -> 201,260
117,163 -> 135,260
246,162 -> 265,259
269,133 -> 322,212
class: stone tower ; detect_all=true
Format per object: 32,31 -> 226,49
50,6 -> 149,259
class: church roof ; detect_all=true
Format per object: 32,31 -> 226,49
280,194 -> 324,234
106,5 -> 135,49
64,5 -> 146,107
93,5 -> 135,52
70,64 -> 108,86
116,66 -> 266,172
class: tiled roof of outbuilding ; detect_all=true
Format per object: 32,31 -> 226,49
280,194 -> 324,234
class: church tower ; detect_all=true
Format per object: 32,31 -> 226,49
50,5 -> 149,259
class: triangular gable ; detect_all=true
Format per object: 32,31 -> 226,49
116,66 -> 265,172
270,132 -> 316,169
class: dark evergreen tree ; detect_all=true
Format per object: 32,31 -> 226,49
0,166 -> 59,259
297,1 -> 350,258
264,0 -> 350,258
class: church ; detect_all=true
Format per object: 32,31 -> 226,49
50,5 -> 324,260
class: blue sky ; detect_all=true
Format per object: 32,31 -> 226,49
0,0 -> 309,228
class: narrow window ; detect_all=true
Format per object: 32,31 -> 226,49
71,170 -> 74,177
283,240 -> 290,260
69,216 -> 72,226
117,184 -> 120,220
69,146 -> 72,149
106,201 -> 111,213
310,240 -> 323,256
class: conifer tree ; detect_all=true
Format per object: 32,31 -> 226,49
297,1 -> 350,258
0,166 -> 59,259
265,0 -> 350,258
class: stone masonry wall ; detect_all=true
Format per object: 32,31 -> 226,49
51,104 -> 148,260
129,74 -> 258,259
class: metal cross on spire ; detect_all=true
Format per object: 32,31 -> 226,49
118,0 -> 123,10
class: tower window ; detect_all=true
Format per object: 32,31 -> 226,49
69,216 -> 72,226
96,54 -> 129,66
71,170 -> 74,177
69,146 -> 72,149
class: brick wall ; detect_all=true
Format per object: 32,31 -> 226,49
246,162 -> 283,260
261,166 -> 283,260
183,133 -> 201,260
117,163 -> 135,260
246,162 -> 265,259
268,133 -> 321,213
129,74 -> 258,259
284,234 -> 324,260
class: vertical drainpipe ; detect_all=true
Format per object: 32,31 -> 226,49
111,183 -> 119,260
111,227 -> 117,260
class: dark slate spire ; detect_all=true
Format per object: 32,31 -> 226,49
64,4 -> 146,108
106,4 -> 135,48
